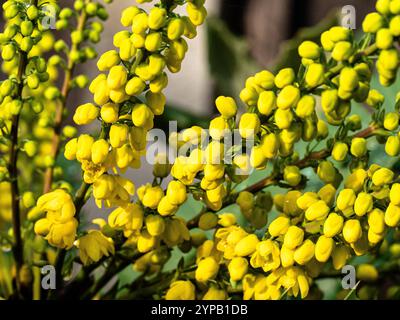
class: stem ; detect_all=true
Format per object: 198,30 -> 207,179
9,51 -> 27,299
43,4 -> 89,193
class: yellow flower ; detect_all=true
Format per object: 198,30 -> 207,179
228,257 -> 249,281
77,231 -> 114,265
157,196 -> 178,216
218,213 -> 237,227
345,168 -> 367,192
165,280 -> 195,300
108,203 -> 143,231
390,183 -> 400,205
350,137 -> 367,157
362,12 -> 384,33
195,257 -> 219,282
315,235 -> 334,262
261,133 -> 279,159
250,240 -> 280,272
293,239 -> 315,265
332,142 -> 348,161
368,208 -> 386,234
283,226 -> 304,250
385,203 -> 400,227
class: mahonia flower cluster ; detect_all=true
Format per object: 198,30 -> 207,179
33,0 -> 208,265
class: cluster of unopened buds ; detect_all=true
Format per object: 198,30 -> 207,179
1,0 -> 400,300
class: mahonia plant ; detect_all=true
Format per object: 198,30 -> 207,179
1,0 -> 400,300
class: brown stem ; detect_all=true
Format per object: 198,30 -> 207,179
43,6 -> 89,193
242,125 -> 378,196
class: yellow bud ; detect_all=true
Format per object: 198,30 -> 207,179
186,3 -> 207,26
109,124 -> 129,148
357,264 -> 379,282
343,219 -> 362,243
354,192 -> 373,217
120,6 -> 140,27
235,234 -> 259,257
254,70 -> 275,89
91,139 -> 110,165
268,216 -> 290,237
165,280 -> 195,300
239,113 -> 260,138
276,85 -> 300,109
125,77 -> 146,96
97,50 -> 120,71
332,41 -> 353,61
107,65 -> 128,90
296,95 -> 315,118
146,91 -> 166,116
203,287 -> 227,300
100,103 -> 119,124
317,161 -> 336,183
332,142 -> 348,162
294,239 -> 315,265
305,63 -> 325,88
315,235 -> 334,262
283,165 -> 301,187
372,167 -> 394,186
385,135 -> 400,156
305,200 -> 330,221
167,18 -> 185,41
64,138 -> 78,160
73,103 -> 99,126
157,196 -> 177,216
257,91 -> 276,116
384,112 -> 399,131
337,189 -> 356,211
228,257 -> 248,281
131,103 -> 154,128
280,245 -> 295,267
76,134 -> 94,161
298,41 -> 320,59
390,183 -> 400,205
148,7 -> 167,30
283,226 -> 304,250
274,68 -> 295,88
131,12 -> 148,34
198,212 -> 218,230
145,215 -> 165,236
274,108 -> 293,129
376,28 -> 394,49
362,12 -> 384,33
332,245 -> 350,270
166,180 -> 187,205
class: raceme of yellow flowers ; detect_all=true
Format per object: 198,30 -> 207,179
1,0 -> 400,301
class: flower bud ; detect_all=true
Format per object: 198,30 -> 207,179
315,235 -> 334,262
284,165 -> 301,187
384,112 -> 399,131
332,245 -> 350,270
97,50 -> 120,71
283,226 -> 304,250
228,257 -> 248,281
336,189 -> 356,211
294,239 -> 315,265
385,203 -> 400,227
372,167 -> 394,186
332,41 -> 353,61
317,161 -> 336,183
148,7 -> 167,30
215,96 -> 237,119
268,216 -> 290,237
305,200 -> 330,221
332,142 -> 348,162
234,234 -> 259,256
362,12 -> 384,33
357,264 -> 378,282
257,91 -> 276,116
277,85 -> 300,109
298,41 -> 320,59
305,63 -> 325,88
165,280 -> 195,300
343,219 -> 362,243
91,139 -> 110,164
350,137 -> 367,157
274,68 -> 295,88
73,103 -> 99,125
